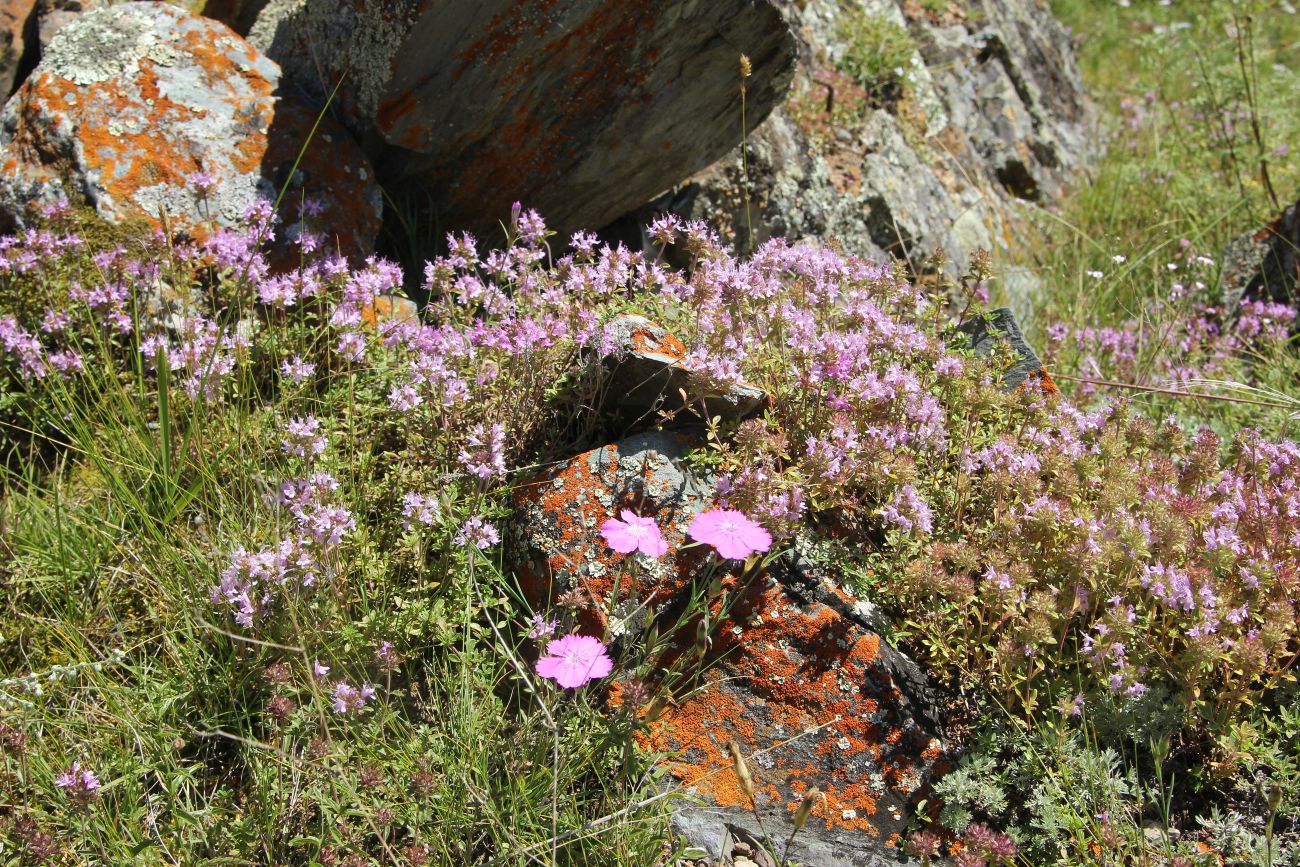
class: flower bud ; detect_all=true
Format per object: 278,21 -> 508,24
1266,782 -> 1283,813
727,740 -> 756,802
793,786 -> 822,832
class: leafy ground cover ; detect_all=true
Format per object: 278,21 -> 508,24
0,1 -> 1297,866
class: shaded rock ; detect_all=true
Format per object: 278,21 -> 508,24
633,0 -> 1097,278
242,0 -> 797,241
200,0 -> 267,33
34,0 -> 107,53
1221,199 -> 1300,309
0,2 -> 381,261
511,431 -> 945,860
0,0 -> 37,98
956,306 -> 1055,392
599,314 -> 768,429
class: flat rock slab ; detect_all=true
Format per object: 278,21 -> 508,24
650,575 -> 940,865
511,431 -> 944,858
956,307 -> 1055,392
0,2 -> 380,260
247,0 -> 796,239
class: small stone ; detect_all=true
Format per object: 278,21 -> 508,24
598,314 -> 768,429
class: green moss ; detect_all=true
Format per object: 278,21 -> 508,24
835,7 -> 917,107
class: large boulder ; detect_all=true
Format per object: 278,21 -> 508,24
634,0 -> 1097,276
233,0 -> 797,241
511,430 -> 944,863
0,2 -> 381,260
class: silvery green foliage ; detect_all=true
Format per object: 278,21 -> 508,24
0,649 -> 128,710
1199,808 -> 1300,867
1023,735 -> 1138,860
1086,685 -> 1186,748
931,753 -> 1009,834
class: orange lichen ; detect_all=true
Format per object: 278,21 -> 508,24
361,295 -> 418,330
630,323 -> 686,360
0,11 -> 378,263
635,578 -> 934,834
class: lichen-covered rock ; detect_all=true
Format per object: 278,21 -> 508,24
0,0 -> 37,98
599,314 -> 767,429
511,431 -> 945,859
512,430 -> 715,631
0,2 -> 381,260
1221,198 -> 1300,310
241,0 -> 797,241
637,0 -> 1097,278
650,570 -> 942,865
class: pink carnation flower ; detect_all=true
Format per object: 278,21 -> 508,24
599,509 -> 668,558
535,634 -> 613,689
687,508 -> 772,560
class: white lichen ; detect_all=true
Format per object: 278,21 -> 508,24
41,5 -> 176,87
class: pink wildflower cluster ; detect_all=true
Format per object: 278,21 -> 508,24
54,761 -> 101,808
212,419 -> 354,627
331,680 -> 376,715
142,315 -> 247,402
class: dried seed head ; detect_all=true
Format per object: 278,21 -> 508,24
1266,782 -> 1283,813
726,740 -> 756,801
644,694 -> 668,723
793,786 -> 822,832
739,54 -> 753,79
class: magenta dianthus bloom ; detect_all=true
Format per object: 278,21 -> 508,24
687,508 -> 772,560
535,634 -> 613,689
600,509 -> 669,558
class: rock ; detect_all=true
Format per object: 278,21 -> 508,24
199,0 -> 266,34
511,431 -> 945,860
34,0 -> 107,53
0,2 -> 381,262
241,0 -> 797,241
1221,199 -> 1300,309
511,429 -> 716,633
631,0 -> 1097,277
650,557 -> 941,866
360,293 -> 418,331
956,306 -> 1055,392
0,0 -> 37,98
598,314 -> 768,429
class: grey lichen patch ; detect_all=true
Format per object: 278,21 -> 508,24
250,0 -> 417,123
41,5 -> 178,87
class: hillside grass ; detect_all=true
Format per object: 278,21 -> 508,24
0,2 -> 1297,866
1022,0 -> 1300,435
